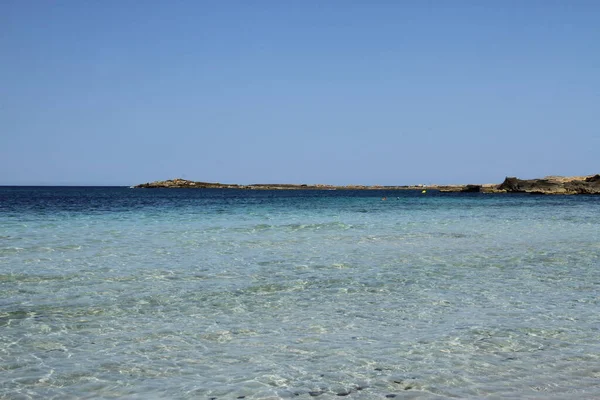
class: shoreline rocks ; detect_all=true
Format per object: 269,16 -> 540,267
498,175 -> 600,195
133,178 -> 451,191
134,175 -> 600,194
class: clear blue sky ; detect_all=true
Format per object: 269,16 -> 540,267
1,1 -> 598,185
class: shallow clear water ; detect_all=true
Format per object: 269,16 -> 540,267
1,187 -> 599,399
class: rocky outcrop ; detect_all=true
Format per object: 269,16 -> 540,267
461,185 -> 481,193
498,175 -> 600,194
135,178 -> 243,189
135,179 -> 452,191
135,179 -> 412,190
134,175 -> 600,194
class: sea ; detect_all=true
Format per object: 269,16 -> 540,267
1,187 -> 599,399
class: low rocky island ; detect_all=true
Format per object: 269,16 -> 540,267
134,175 -> 600,194
497,175 -> 600,195
134,178 -> 434,190
134,178 -> 482,192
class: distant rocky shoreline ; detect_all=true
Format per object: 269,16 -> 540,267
496,175 -> 600,195
133,179 -> 485,192
134,175 -> 600,195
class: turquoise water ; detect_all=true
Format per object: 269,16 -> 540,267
1,187 -> 599,399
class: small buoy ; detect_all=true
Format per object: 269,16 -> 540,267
422,190 -> 426,194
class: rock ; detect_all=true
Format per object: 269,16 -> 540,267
461,185 -> 481,193
134,179 -> 241,189
133,175 -> 600,194
585,174 -> 600,182
498,176 -> 600,195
